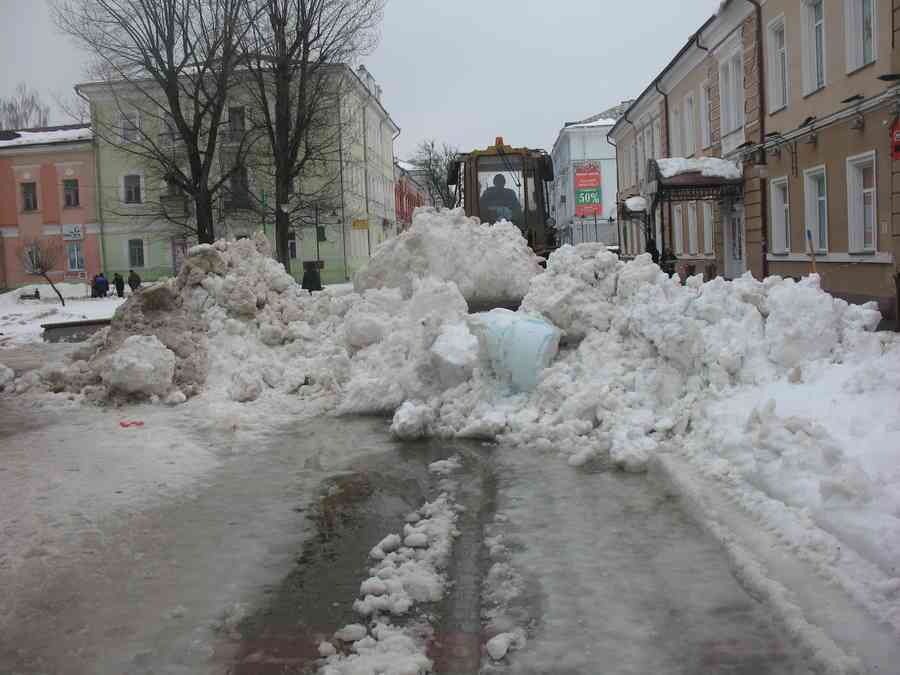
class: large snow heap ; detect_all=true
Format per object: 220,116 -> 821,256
353,207 -> 543,306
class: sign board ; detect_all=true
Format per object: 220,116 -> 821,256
574,163 -> 602,218
352,219 -> 369,230
62,224 -> 83,240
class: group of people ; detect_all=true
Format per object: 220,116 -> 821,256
92,270 -> 142,299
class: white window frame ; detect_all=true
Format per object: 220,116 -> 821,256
638,131 -> 646,182
655,205 -> 663,251
121,172 -> 144,204
717,32 -> 745,146
767,15 -> 789,113
652,118 -> 662,159
683,93 -> 696,157
803,165 -> 829,253
687,202 -> 699,254
769,176 -> 791,254
671,104 -> 682,157
846,150 -> 877,253
702,202 -> 714,255
673,204 -> 684,255
66,240 -> 85,271
802,0 -> 827,95
127,238 -> 146,268
699,81 -> 712,149
845,0 -> 877,73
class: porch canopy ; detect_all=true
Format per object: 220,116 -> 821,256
646,157 -> 743,204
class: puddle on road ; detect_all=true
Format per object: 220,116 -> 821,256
225,433 -> 496,675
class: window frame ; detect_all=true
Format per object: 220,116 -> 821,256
122,173 -> 143,204
802,0 -> 827,96
66,240 -> 85,271
846,150 -> 877,253
699,81 -> 712,149
63,179 -> 80,208
128,238 -> 145,268
718,42 -> 745,139
803,165 -> 829,253
683,93 -> 696,157
671,103 -> 682,156
767,14 -> 789,113
702,201 -> 714,255
121,110 -> 141,143
673,204 -> 684,255
769,176 -> 791,254
845,0 -> 877,73
687,202 -> 699,255
21,181 -> 38,212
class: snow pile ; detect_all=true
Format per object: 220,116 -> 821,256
624,196 -> 647,212
101,335 -> 175,396
0,125 -> 92,148
318,462 -> 462,675
353,207 -> 543,305
656,157 -> 742,180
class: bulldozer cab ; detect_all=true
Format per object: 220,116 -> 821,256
448,137 -> 555,255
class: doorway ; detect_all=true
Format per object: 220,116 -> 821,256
723,203 -> 746,279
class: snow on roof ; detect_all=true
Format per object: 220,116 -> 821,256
625,196 -> 648,212
0,125 -> 93,150
567,118 -> 617,129
656,157 -> 741,180
397,160 -> 418,173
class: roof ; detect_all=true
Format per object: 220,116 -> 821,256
396,160 -> 417,172
0,124 -> 92,150
565,118 -> 617,129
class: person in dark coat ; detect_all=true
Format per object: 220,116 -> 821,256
91,275 -> 99,298
646,238 -> 660,265
113,273 -> 125,298
96,273 -> 109,298
128,270 -> 141,293
301,263 -> 322,292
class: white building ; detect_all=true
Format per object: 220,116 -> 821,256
550,103 -> 629,247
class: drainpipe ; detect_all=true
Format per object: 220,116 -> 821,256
654,81 -> 670,256
608,134 -> 620,248
77,87 -> 106,274
746,0 -> 769,279
337,83 -> 349,281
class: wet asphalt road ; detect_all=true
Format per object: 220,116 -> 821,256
1,404 -> 816,675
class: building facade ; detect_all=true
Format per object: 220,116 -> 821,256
76,64 -> 399,285
550,111 -> 621,247
611,0 -> 900,323
394,161 -> 428,230
0,125 -> 102,290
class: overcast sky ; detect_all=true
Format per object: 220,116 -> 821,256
2,0 -> 720,159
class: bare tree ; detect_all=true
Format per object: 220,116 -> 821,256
410,139 -> 459,209
241,0 -> 385,272
54,0 -> 259,243
19,239 -> 66,306
0,83 -> 51,130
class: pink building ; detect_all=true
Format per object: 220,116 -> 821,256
0,124 -> 101,290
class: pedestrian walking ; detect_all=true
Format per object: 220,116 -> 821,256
128,269 -> 141,293
96,272 -> 109,298
113,273 -> 125,298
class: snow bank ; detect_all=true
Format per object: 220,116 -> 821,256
656,157 -> 742,180
353,207 -> 543,305
101,335 -> 175,396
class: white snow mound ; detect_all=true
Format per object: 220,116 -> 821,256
101,335 -> 176,397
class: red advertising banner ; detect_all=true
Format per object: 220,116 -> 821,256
574,163 -> 602,217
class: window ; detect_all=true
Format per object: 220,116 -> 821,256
803,0 -> 826,94
228,106 -> 245,140
671,104 -> 682,156
121,111 -> 140,143
63,179 -> 80,208
637,131 -> 646,181
673,205 -> 684,255
21,182 -> 37,211
160,114 -> 177,145
128,238 -> 145,268
768,16 -> 789,112
687,202 -> 698,255
683,94 -> 696,157
123,174 -> 142,204
804,166 -> 828,252
226,166 -> 250,209
847,152 -> 876,252
67,240 -> 84,271
700,82 -> 712,148
702,202 -> 714,254
719,51 -> 745,135
643,125 -> 654,165
655,205 -> 663,251
652,118 -> 662,159
846,0 -> 876,72
769,176 -> 791,254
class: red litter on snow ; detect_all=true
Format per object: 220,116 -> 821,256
119,420 -> 145,428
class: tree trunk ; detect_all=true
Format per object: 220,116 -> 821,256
275,203 -> 291,275
42,273 -> 65,306
195,190 -> 215,244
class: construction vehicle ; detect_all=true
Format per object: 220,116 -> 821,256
447,137 -> 556,256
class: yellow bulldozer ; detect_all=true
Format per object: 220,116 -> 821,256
447,137 -> 556,256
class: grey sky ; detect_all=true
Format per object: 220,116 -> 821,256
2,0 -> 721,158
